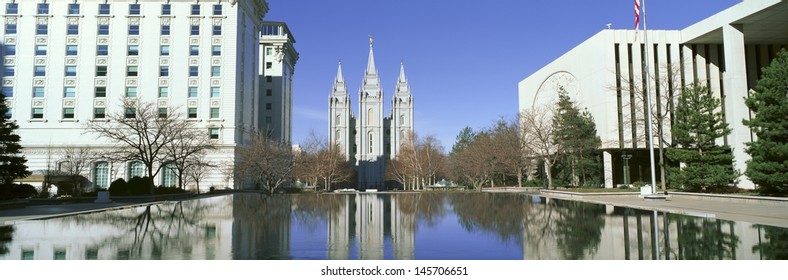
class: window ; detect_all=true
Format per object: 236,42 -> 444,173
190,25 -> 200,36
67,24 -> 79,35
159,66 -> 168,77
32,108 -> 44,119
213,4 -> 223,15
33,87 -> 44,98
95,87 -> 107,98
128,24 -> 140,35
159,87 -> 169,98
161,163 -> 176,188
4,107 -> 11,119
68,4 -> 80,15
126,87 -> 137,97
54,249 -> 66,260
124,107 -> 136,118
96,66 -> 107,76
6,3 -> 18,15
97,45 -> 109,56
212,25 -> 221,36
98,24 -> 109,35
128,162 -> 144,179
266,117 -> 272,126
64,87 -> 76,98
266,89 -> 272,96
36,24 -> 48,35
188,87 -> 198,98
66,45 -> 78,56
158,107 -> 168,118
2,87 -> 12,98
5,23 -> 16,35
162,4 -> 171,15
212,45 -> 221,56
209,128 -> 220,139
160,45 -> 170,56
99,4 -> 110,14
266,47 -> 272,56
94,161 -> 109,189
189,66 -> 198,77
368,132 -> 374,153
190,45 -> 199,56
65,66 -> 77,77
2,66 -> 13,77
266,62 -> 272,69
129,4 -> 141,15
210,108 -> 219,119
94,107 -> 106,119
210,87 -> 220,98
161,25 -> 170,36
62,108 -> 75,119
35,45 -> 47,56
266,76 -> 272,82
211,66 -> 220,77
191,4 -> 200,15
37,3 -> 49,15
127,66 -> 138,77
127,45 -> 139,56
187,107 -> 197,118
266,103 -> 272,110
34,66 -> 46,77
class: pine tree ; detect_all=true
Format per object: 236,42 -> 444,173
0,93 -> 31,185
552,90 -> 602,187
743,49 -> 788,195
666,83 -> 737,192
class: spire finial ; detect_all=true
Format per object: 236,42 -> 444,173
369,35 -> 373,47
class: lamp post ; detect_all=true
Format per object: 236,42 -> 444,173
622,153 -> 632,186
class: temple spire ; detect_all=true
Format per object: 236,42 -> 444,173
396,60 -> 410,96
332,60 -> 347,95
335,60 -> 344,83
398,60 -> 407,83
365,36 -> 377,76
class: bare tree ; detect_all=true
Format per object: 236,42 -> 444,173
386,132 -> 446,190
164,126 -> 215,190
520,105 -> 560,189
487,118 -> 536,188
235,130 -> 294,193
58,146 -> 98,196
85,99 -> 199,194
294,132 -> 353,191
184,156 -> 215,194
449,132 -> 495,191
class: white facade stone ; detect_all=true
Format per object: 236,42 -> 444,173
259,21 -> 297,143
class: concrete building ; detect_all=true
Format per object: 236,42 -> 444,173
328,39 -> 414,190
1,0 -> 270,192
259,21 -> 298,143
518,0 -> 788,189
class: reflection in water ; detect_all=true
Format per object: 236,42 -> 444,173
0,193 -> 785,260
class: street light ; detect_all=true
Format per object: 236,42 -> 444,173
622,153 -> 632,186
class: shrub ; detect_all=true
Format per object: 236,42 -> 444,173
126,176 -> 151,195
109,178 -> 129,196
154,187 -> 186,195
0,183 -> 38,200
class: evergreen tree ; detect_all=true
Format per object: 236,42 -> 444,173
666,83 -> 737,192
551,90 -> 602,187
0,93 -> 31,184
743,50 -> 788,195
451,126 -> 477,156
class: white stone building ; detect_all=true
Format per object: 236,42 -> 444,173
328,40 -> 414,190
518,0 -> 788,189
1,0 -> 270,192
259,21 -> 297,143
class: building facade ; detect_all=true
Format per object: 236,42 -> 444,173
1,0 -> 270,191
328,40 -> 414,190
518,0 -> 788,189
259,21 -> 297,143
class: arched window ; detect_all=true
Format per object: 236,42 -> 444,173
128,161 -> 144,179
367,108 -> 374,125
399,114 -> 405,124
335,114 -> 341,124
161,162 -> 177,188
368,131 -> 374,154
335,129 -> 341,141
94,161 -> 109,189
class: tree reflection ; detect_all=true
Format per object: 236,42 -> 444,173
673,215 -> 739,260
752,225 -> 788,260
552,199 -> 605,260
0,226 -> 12,256
412,193 -> 447,228
231,194 -> 292,259
292,193 -> 345,232
450,193 -> 525,244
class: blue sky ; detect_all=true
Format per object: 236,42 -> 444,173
264,0 -> 740,150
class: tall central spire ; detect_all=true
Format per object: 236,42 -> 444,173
366,35 -> 377,76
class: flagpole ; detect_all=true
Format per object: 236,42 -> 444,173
640,0 -> 658,196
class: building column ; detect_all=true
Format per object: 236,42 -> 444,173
604,151 -> 614,188
722,24 -> 754,189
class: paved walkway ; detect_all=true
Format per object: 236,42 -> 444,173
0,201 -> 143,225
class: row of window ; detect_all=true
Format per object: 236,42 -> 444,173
2,65 -> 221,79
10,22 -> 222,36
2,85 -> 223,99
17,106 -> 224,121
1,44 -> 222,57
4,3 -> 223,16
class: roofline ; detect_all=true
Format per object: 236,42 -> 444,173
680,0 -> 783,43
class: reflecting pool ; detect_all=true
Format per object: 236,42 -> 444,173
1,193 -> 786,260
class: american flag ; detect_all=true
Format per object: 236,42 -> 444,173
634,0 -> 641,31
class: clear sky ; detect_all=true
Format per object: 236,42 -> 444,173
264,0 -> 741,151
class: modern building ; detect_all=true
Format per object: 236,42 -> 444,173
518,0 -> 788,189
259,21 -> 298,143
327,39 -> 415,190
1,0 -> 270,192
